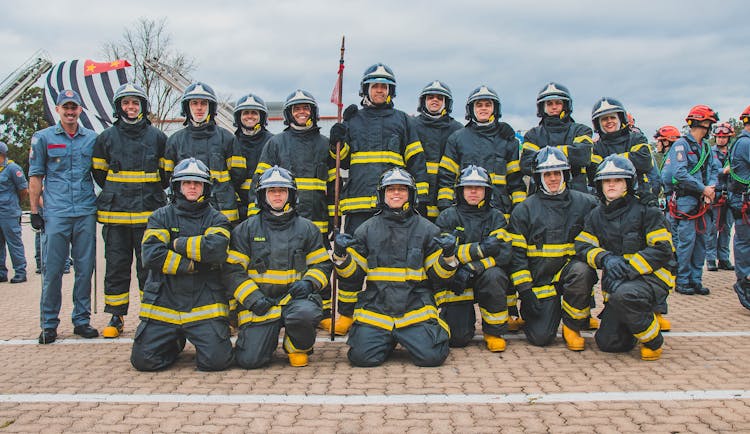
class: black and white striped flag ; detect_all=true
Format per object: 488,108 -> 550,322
43,59 -> 131,132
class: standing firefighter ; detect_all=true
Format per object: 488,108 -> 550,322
333,167 -> 457,367
413,80 -> 463,221
434,165 -> 512,351
521,82 -> 594,193
661,105 -> 720,296
131,158 -> 233,371
327,63 -> 429,335
232,93 -> 273,220
704,122 -> 735,271
224,166 -> 331,368
163,82 -> 245,223
92,83 -> 168,338
728,105 -> 750,310
575,155 -> 674,360
508,147 -> 598,351
0,140 -> 28,284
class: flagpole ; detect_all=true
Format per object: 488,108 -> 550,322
331,35 -> 345,342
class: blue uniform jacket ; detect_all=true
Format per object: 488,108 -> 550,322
0,159 -> 28,218
661,134 -> 719,213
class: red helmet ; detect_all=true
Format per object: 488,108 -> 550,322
713,122 -> 734,137
654,125 -> 680,142
741,105 -> 750,125
685,104 -> 719,126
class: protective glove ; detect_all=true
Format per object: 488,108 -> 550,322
289,279 -> 314,299
333,233 -> 357,258
479,235 -> 503,258
517,283 -> 542,320
343,104 -> 359,121
601,272 -> 623,295
329,123 -> 347,147
250,296 -> 275,316
433,233 -> 458,258
450,266 -> 476,294
602,254 -> 632,280
30,213 -> 44,231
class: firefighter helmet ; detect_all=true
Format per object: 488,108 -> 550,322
282,89 -> 318,128
233,93 -> 268,128
591,97 -> 627,133
654,125 -> 681,142
180,82 -> 217,120
741,105 -> 750,125
685,104 -> 719,127
536,82 -> 572,118
113,83 -> 149,119
256,166 -> 297,211
465,85 -> 501,122
171,158 -> 212,201
360,63 -> 396,98
456,165 -> 492,207
713,122 -> 734,137
418,80 -> 453,115
376,167 -> 417,210
594,154 -> 637,198
533,147 -> 571,195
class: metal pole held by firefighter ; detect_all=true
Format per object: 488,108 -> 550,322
331,35 -> 345,341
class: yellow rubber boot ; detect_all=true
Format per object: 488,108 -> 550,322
318,318 -> 333,332
507,316 -> 525,332
288,352 -> 309,367
483,334 -> 507,352
333,315 -> 354,335
562,325 -> 585,351
655,314 -> 671,332
587,317 -> 599,330
640,346 -> 662,361
102,315 -> 123,339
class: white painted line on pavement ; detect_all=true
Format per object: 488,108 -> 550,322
2,330 -> 750,346
0,390 -> 749,405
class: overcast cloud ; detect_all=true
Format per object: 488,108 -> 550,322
1,0 -> 745,137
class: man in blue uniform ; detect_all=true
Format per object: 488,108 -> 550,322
728,105 -> 750,310
29,89 -> 99,344
0,141 -> 28,284
705,122 -> 735,271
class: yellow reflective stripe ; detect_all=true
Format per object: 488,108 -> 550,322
367,267 -> 427,282
437,187 -> 454,201
210,170 -> 230,182
480,307 -> 508,325
105,170 -> 160,183
647,228 -> 672,247
439,156 -> 459,175
350,151 -> 404,166
327,168 -> 338,183
237,306 -> 283,325
509,233 -> 527,249
143,228 -> 169,244
240,179 -> 251,190
161,158 -> 174,171
533,284 -> 557,299
575,231 -> 599,247
226,249 -> 250,269
434,289 -> 475,306
506,292 -> 518,306
562,298 -> 590,320
340,196 -> 377,213
395,305 -> 440,329
480,257 -> 496,269
233,279 -> 259,305
336,257 -> 357,278
457,244 -> 473,263
162,250 -> 182,275
104,292 -> 129,306
92,157 -> 109,171
321,298 -> 332,310
403,141 -> 423,163
511,269 -> 532,286
522,142 -> 539,152
220,209 -> 239,222
506,160 -> 520,174
511,190 -> 527,204
97,210 -> 152,225
350,248 -> 368,271
353,308 -> 394,330
229,155 -> 246,169
427,205 -> 439,218
247,205 -> 260,216
296,177 -> 327,191
591,154 -> 603,165
306,247 -> 329,265
653,268 -> 675,289
185,235 -> 201,262
416,181 -> 429,196
140,302 -> 228,325
557,145 -> 569,157
634,314 -> 660,343
304,268 -> 328,287
337,288 -> 359,303
248,269 -> 300,285
630,143 -> 649,153
432,257 -> 454,279
423,249 -> 441,271
327,204 -> 337,218
573,134 -> 593,144
586,247 -> 606,269
490,173 -> 506,185
527,243 -> 575,257
629,252 -> 653,274
255,162 -> 271,175
330,142 -> 350,160
426,161 -> 439,175
205,226 -> 230,239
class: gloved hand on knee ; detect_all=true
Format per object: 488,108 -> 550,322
517,283 -> 542,319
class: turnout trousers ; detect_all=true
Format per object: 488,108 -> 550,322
103,225 -> 147,315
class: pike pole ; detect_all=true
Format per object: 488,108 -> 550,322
331,35 -> 345,341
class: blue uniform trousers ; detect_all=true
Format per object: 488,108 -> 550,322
0,217 -> 26,279
670,215 -> 706,288
705,205 -> 733,262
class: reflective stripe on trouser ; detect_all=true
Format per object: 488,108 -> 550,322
0,217 -> 27,277
735,217 -> 750,284
103,225 -> 147,315
671,216 -> 705,287
521,260 -> 596,347
704,205 -> 734,262
235,296 -> 323,369
594,279 -> 667,353
438,267 -> 509,346
130,318 -> 233,372
40,214 -> 96,329
347,319 -> 449,367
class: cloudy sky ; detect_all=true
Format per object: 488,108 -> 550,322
2,0 -> 745,137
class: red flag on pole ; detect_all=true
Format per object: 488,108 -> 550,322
330,64 -> 344,109
83,59 -> 131,76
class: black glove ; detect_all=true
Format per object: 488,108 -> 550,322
479,235 -> 503,258
601,272 -> 623,295
329,122 -> 347,147
518,285 -> 543,319
250,296 -> 275,316
433,233 -> 458,257
343,104 -> 358,121
30,213 -> 44,231
334,233 -> 357,257
450,266 -> 476,294
289,279 -> 314,299
602,254 -> 632,280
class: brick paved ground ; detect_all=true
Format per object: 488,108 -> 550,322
1,222 -> 749,433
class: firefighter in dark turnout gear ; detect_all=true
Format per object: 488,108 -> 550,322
704,122 -> 735,271
508,147 -> 598,350
575,155 -> 674,360
163,82 -> 245,223
434,165 -> 512,351
224,166 -> 331,368
92,83 -> 168,338
437,85 -> 526,218
131,158 -> 233,371
728,105 -> 750,310
233,93 -> 273,220
521,82 -> 594,193
590,97 -> 660,206
413,80 -> 463,221
333,167 -> 457,366
328,63 -> 429,335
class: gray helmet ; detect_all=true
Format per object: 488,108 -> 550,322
532,147 -> 571,194
591,97 -> 627,133
0,141 -> 7,155
171,157 -> 212,200
113,83 -> 149,119
594,154 -> 637,198
465,85 -> 501,122
282,89 -> 318,127
180,82 -> 217,119
256,166 -> 297,211
418,80 -> 453,115
376,167 -> 416,210
536,82 -> 572,118
233,93 -> 268,128
456,165 -> 492,206
360,63 -> 396,98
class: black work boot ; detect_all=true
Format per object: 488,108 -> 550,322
691,282 -> 711,295
718,260 -> 735,270
705,260 -> 718,272
675,285 -> 695,295
734,279 -> 750,311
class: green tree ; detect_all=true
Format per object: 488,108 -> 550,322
0,86 -> 47,176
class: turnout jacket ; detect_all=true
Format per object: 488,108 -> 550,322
163,122 -> 245,222
140,199 -> 231,325
223,209 -> 332,327
336,106 -> 429,215
521,117 -> 594,192
92,119 -> 168,226
335,208 -> 457,325
234,128 -> 273,215
255,127 -> 333,234
438,121 -> 525,214
413,113 -> 463,219
508,188 -> 597,298
575,195 -> 675,292
591,128 -> 660,202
